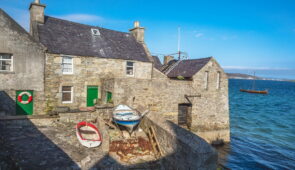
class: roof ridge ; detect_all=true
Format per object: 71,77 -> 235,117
184,57 -> 212,61
44,15 -> 130,34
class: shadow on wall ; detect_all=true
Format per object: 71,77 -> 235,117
0,118 -> 78,169
0,91 -> 16,116
0,114 -> 217,169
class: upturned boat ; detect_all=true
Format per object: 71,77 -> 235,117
76,121 -> 102,148
112,105 -> 141,131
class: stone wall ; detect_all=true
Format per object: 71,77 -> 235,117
140,113 -> 217,169
44,53 -> 152,112
102,59 -> 229,143
191,58 -> 230,143
0,9 -> 45,115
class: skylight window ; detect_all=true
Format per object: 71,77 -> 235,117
91,28 -> 100,36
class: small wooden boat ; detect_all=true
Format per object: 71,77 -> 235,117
76,121 -> 102,148
240,72 -> 268,94
240,89 -> 268,94
112,105 -> 141,131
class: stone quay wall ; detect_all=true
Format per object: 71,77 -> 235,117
140,113 -> 217,170
0,10 -> 45,115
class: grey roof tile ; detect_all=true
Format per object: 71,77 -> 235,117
165,57 -> 212,78
38,16 -> 150,62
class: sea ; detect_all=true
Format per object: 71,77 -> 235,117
219,79 -> 295,169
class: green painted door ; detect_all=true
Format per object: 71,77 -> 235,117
16,90 -> 33,115
106,91 -> 112,103
87,86 -> 98,107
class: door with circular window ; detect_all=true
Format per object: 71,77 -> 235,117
16,90 -> 33,115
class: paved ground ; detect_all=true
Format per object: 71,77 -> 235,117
0,118 -> 162,170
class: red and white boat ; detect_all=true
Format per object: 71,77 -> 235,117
76,121 -> 102,148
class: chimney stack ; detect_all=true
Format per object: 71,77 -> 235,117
164,56 -> 174,65
29,0 -> 46,37
129,21 -> 145,43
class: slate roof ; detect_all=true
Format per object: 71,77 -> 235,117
152,55 -> 163,70
165,57 -> 212,78
37,16 -> 150,62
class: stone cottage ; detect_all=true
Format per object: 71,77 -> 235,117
0,0 -> 230,143
0,9 -> 45,116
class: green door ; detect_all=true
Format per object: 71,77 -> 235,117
16,90 -> 33,115
106,91 -> 112,103
87,86 -> 98,107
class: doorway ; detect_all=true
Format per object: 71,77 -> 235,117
178,103 -> 192,129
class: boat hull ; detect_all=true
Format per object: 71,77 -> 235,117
113,118 -> 140,130
76,121 -> 102,148
240,89 -> 268,94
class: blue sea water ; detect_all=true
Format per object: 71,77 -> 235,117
225,79 -> 295,169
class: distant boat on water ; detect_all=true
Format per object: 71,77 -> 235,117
240,72 -> 268,94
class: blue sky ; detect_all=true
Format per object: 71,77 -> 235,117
1,0 -> 295,79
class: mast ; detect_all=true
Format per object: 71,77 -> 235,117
252,72 -> 256,90
178,27 -> 181,60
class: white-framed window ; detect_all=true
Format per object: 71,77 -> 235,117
204,71 -> 209,90
126,61 -> 134,76
62,86 -> 73,103
217,71 -> 221,89
0,53 -> 13,72
62,56 -> 73,74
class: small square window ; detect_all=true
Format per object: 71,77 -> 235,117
62,56 -> 73,74
0,53 -> 13,72
126,61 -> 134,76
91,28 -> 100,36
62,86 -> 73,103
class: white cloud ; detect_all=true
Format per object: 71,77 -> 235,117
222,66 -> 293,71
54,14 -> 104,23
195,33 -> 204,38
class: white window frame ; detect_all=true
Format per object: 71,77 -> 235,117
62,56 -> 73,74
204,71 -> 209,90
0,54 -> 13,72
126,61 -> 135,76
61,86 -> 73,104
216,71 -> 221,89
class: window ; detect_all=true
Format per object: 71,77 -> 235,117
217,72 -> 221,89
126,61 -> 134,76
62,86 -> 73,103
91,28 -> 100,36
204,71 -> 209,89
0,53 -> 13,71
62,56 -> 73,74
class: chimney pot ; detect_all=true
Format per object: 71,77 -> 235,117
134,21 -> 140,28
35,0 -> 40,3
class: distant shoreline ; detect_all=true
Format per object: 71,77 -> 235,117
226,73 -> 295,82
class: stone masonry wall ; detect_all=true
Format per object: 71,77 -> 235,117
44,53 -> 152,112
140,113 -> 217,169
191,58 -> 230,143
0,10 -> 45,115
105,59 -> 229,143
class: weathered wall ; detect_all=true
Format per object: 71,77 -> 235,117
191,58 -> 230,143
105,58 -> 229,143
140,113 -> 217,169
44,53 -> 152,111
0,10 -> 45,115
